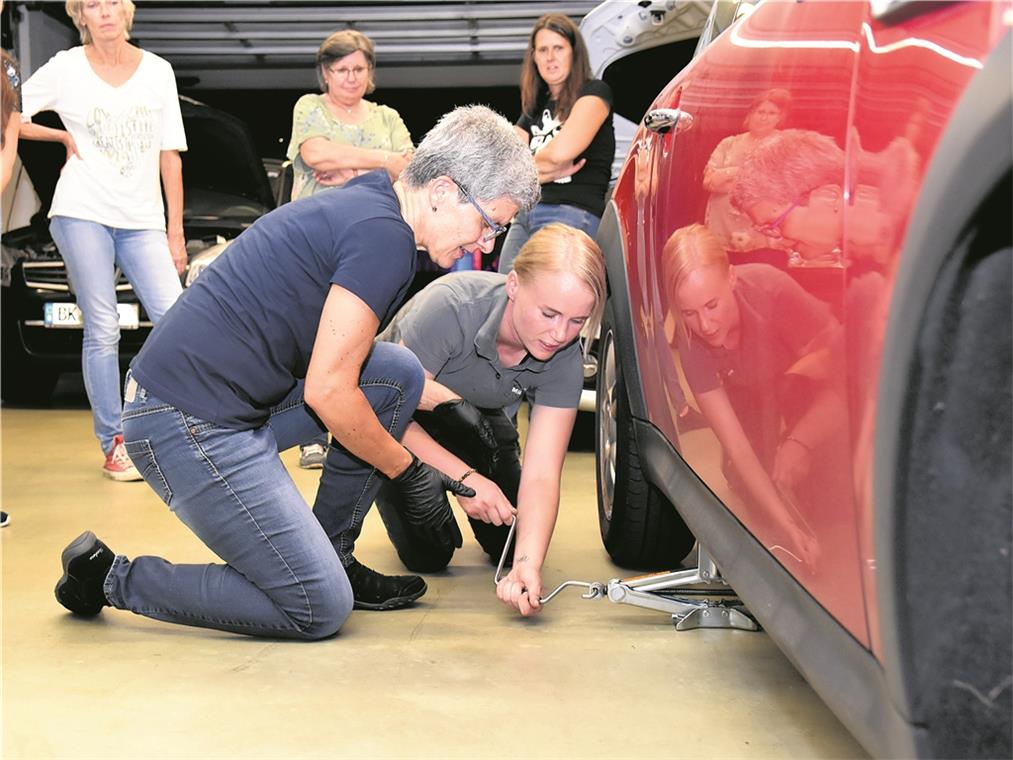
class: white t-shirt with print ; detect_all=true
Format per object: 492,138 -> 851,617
21,47 -> 187,231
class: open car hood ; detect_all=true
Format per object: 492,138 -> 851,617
16,94 -> 275,232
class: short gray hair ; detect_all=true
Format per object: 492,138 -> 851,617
403,105 -> 539,212
733,129 -> 843,211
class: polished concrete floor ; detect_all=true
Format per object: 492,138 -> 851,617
1,380 -> 866,759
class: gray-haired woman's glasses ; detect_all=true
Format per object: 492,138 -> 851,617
452,179 -> 508,243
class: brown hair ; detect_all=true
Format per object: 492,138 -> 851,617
1,51 -> 17,149
743,88 -> 792,129
520,14 -> 592,122
513,222 -> 606,359
316,30 -> 376,95
65,0 -> 136,45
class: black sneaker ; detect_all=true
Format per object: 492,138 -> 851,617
344,556 -> 427,611
55,531 -> 115,616
0,511 -> 9,528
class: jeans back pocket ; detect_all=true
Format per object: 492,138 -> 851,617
123,438 -> 174,507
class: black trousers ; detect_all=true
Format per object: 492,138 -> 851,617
376,409 -> 521,572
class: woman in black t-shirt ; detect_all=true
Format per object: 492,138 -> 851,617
498,13 -> 615,273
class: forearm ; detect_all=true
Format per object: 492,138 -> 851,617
300,139 -> 390,173
417,377 -> 460,411
159,151 -> 184,237
17,122 -> 68,144
311,386 -> 412,478
1,118 -> 19,193
512,474 -> 560,569
402,422 -> 471,480
787,386 -> 846,451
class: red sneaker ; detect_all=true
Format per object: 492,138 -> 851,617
102,435 -> 142,482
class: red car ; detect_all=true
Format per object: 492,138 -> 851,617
594,1 -> 1011,756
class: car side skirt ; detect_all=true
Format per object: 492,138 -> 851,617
633,416 -> 920,759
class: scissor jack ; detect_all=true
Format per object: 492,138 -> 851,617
495,521 -> 760,632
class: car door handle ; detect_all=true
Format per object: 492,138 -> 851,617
644,108 -> 694,135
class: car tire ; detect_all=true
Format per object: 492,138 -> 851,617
893,175 -> 1011,758
595,299 -> 696,570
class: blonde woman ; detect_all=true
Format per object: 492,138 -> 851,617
370,223 -> 606,615
20,0 -> 186,479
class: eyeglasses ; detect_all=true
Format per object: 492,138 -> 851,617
452,179 -> 508,243
754,200 -> 800,239
328,65 -> 369,79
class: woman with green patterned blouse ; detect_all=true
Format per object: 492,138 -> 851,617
287,29 -> 415,467
287,30 -> 413,202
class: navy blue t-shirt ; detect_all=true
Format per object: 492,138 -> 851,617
131,171 -> 417,429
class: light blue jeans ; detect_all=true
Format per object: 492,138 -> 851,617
50,216 -> 182,454
116,342 -> 424,639
497,202 -> 602,274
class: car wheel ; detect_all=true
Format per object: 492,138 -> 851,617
595,299 -> 696,570
893,175 -> 1011,757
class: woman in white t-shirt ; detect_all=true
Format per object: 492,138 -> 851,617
21,0 -> 187,481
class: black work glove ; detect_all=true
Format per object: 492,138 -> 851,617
390,453 -> 474,552
414,398 -> 500,473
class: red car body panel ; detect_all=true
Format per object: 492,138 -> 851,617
611,0 -> 1008,652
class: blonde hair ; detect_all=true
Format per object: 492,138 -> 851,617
66,0 -> 136,45
316,30 -> 376,95
513,223 -> 606,359
662,224 -> 730,343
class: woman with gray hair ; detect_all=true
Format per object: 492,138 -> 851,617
53,105 -> 539,640
20,0 -> 187,480
287,30 -> 413,202
287,29 -> 414,469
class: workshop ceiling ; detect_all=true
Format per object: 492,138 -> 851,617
125,1 -> 601,89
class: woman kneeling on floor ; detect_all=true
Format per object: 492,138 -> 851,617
366,223 -> 605,616
52,105 -> 539,640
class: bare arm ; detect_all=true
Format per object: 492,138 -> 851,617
696,386 -> 815,556
1,115 -> 19,193
305,285 -> 413,478
18,122 -> 80,163
159,150 -> 186,274
299,137 -> 409,180
532,94 -> 609,180
703,137 -> 737,193
497,404 -> 576,616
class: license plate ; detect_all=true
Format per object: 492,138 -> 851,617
43,302 -> 140,330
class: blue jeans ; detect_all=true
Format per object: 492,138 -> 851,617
496,202 -> 602,274
50,216 -> 182,454
116,342 -> 424,639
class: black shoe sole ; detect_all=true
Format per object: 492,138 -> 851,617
54,531 -> 107,617
352,580 -> 428,611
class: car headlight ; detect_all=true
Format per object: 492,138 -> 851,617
184,238 -> 230,288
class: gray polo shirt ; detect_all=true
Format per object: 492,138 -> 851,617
377,271 -> 582,409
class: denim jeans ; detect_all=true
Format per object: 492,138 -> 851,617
116,342 -> 424,639
50,216 -> 182,454
497,202 -> 602,274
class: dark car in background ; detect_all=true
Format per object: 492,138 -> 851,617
595,0 -> 1011,756
1,96 -> 275,403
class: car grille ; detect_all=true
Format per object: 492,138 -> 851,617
21,261 -> 133,294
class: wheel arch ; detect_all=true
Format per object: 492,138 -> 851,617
873,30 -> 1012,743
596,200 -> 648,421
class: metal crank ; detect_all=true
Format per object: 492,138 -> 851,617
494,520 -> 760,632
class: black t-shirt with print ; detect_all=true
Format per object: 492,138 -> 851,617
517,79 -> 615,218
